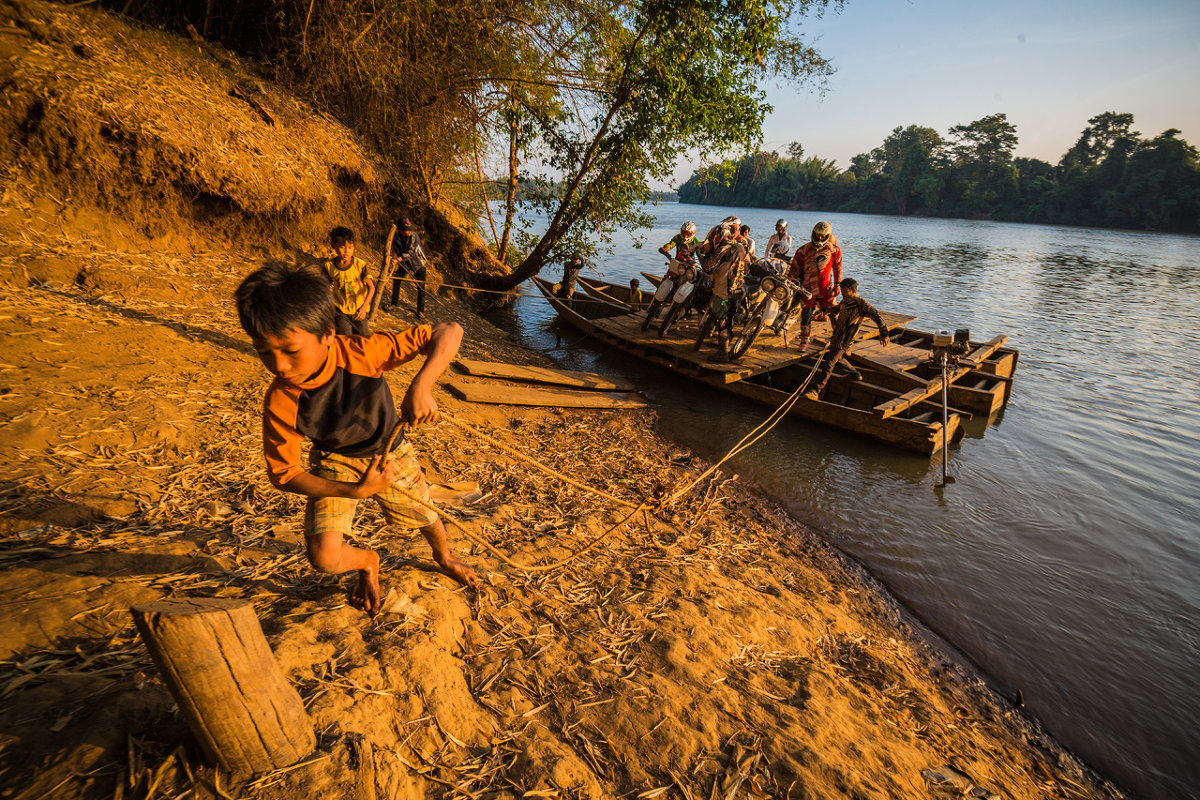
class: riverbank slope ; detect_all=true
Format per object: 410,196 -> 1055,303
0,2 -> 1127,798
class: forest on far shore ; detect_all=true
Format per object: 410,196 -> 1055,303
678,112 -> 1200,233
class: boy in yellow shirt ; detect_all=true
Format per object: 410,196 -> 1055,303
324,226 -> 375,336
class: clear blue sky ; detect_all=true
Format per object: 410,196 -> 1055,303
667,0 -> 1200,187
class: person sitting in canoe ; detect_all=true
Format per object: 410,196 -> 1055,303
644,222 -> 700,328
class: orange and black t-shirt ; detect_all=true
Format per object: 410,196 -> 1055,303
261,326 -> 432,486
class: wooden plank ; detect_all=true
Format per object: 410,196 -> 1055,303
850,340 -> 929,373
445,379 -> 647,409
453,359 -> 635,391
873,364 -> 972,419
960,335 -> 1009,367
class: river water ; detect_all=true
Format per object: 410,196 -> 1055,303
485,203 -> 1200,800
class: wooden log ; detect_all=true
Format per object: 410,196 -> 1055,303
132,598 -> 315,776
444,378 -> 647,408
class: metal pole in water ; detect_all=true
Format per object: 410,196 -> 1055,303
936,355 -> 956,488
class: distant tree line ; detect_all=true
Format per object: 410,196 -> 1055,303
678,113 -> 1200,232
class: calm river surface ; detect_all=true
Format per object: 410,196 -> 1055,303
486,203 -> 1200,800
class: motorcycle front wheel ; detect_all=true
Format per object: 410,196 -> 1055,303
641,299 -> 663,331
728,310 -> 766,360
658,302 -> 684,338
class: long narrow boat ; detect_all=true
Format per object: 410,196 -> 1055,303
577,276 -> 639,307
532,276 -> 975,454
543,278 -> 630,318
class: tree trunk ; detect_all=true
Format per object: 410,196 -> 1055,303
132,598 -> 316,776
498,94 -> 520,263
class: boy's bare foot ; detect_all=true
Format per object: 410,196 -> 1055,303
436,554 -> 477,589
349,550 -> 381,615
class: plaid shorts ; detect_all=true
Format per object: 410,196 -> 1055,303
305,439 -> 439,536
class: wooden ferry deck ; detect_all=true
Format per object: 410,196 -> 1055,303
582,305 -> 918,384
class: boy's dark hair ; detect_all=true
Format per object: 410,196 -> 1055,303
840,277 -> 858,292
235,262 -> 336,340
740,224 -> 750,234
329,226 -> 355,245
630,278 -> 639,287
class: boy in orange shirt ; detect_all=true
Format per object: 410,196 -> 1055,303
235,262 -> 476,615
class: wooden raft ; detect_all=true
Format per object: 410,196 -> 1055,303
132,598 -> 315,775
453,359 -> 635,391
445,378 -> 647,408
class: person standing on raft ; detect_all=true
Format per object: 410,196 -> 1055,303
788,220 -> 842,353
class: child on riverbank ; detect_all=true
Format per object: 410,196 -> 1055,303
324,226 -> 375,337
235,262 -> 476,614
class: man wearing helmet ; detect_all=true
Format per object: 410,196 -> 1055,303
702,222 -> 750,358
787,220 -> 842,352
698,216 -> 740,266
764,219 -> 792,260
658,221 -> 700,266
646,222 -> 702,328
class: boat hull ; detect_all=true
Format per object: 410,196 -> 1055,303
533,277 -> 963,455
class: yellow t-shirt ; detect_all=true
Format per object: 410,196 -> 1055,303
324,256 -> 371,315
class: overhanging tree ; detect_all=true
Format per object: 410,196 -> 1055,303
481,0 -> 841,290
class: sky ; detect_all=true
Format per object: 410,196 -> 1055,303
665,0 -> 1200,187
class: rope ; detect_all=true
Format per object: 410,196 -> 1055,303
388,475 -> 651,573
658,347 -> 827,509
387,273 -> 541,299
378,343 -> 831,575
442,416 -> 638,508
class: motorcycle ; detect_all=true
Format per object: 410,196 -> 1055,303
642,258 -> 695,331
657,264 -> 713,338
720,274 -> 811,360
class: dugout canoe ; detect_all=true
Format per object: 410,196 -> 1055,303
533,276 -> 966,454
544,278 -> 630,319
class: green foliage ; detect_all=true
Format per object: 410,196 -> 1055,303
680,110 -> 1200,233
491,0 -> 842,287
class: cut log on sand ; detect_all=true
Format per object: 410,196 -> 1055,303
131,598 -> 315,775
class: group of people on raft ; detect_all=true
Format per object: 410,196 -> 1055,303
649,216 -> 890,396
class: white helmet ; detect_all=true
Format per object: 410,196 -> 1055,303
776,218 -> 788,230
681,221 -> 696,235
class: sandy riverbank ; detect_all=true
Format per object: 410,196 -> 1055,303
0,1 -> 1129,795
0,228 -> 1129,799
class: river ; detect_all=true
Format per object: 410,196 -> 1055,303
484,203 -> 1200,800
